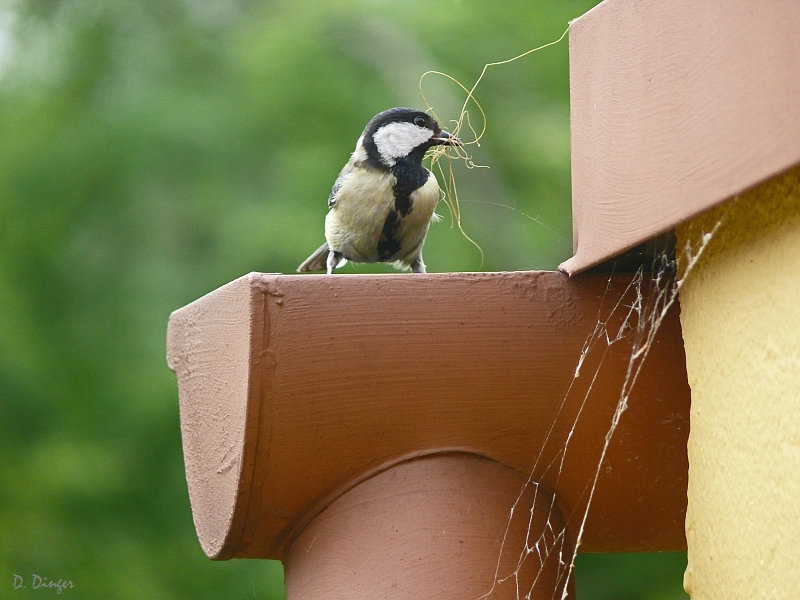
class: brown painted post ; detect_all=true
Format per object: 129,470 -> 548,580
167,271 -> 691,599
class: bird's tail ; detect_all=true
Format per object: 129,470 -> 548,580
297,242 -> 331,273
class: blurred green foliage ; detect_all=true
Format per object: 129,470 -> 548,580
0,0 -> 687,598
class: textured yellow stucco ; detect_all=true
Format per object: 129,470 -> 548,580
677,166 -> 800,599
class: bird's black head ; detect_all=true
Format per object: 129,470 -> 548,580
359,107 -> 462,170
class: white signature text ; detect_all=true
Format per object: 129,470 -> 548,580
13,574 -> 74,594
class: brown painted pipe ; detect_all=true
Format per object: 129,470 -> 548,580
166,271 -> 690,566
285,453 -> 575,600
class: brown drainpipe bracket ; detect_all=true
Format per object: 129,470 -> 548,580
166,270 -> 690,565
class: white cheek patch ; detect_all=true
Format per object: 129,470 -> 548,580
373,122 -> 433,166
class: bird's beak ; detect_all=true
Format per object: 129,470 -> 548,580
430,130 -> 463,147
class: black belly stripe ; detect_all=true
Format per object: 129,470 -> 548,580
377,209 -> 402,260
377,160 -> 431,261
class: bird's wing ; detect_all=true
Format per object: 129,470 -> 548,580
297,242 -> 330,273
328,163 -> 354,209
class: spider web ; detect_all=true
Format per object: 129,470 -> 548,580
477,220 -> 723,600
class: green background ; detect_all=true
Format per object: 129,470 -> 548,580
0,0 -> 688,598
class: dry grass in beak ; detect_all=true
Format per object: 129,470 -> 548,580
417,27 -> 570,268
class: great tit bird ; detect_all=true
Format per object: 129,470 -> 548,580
297,107 -> 462,274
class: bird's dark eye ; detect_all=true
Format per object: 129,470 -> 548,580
414,116 -> 426,127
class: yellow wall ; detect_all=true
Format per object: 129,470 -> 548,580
677,166 -> 800,598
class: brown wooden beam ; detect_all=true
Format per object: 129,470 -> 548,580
167,271 -> 690,562
562,0 -> 800,275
